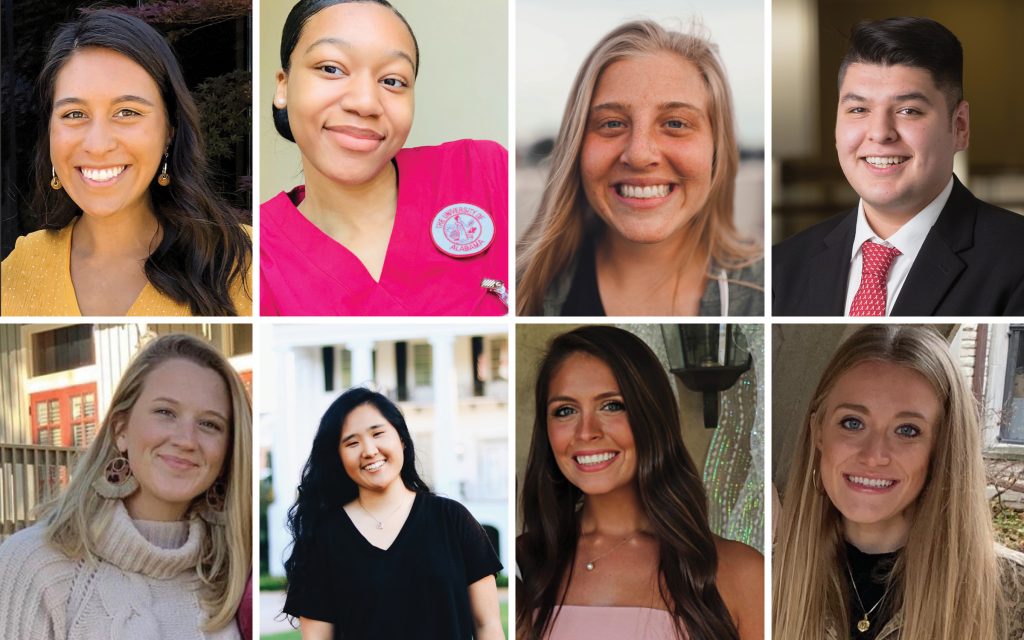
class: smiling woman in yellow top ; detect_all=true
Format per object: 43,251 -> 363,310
0,10 -> 251,317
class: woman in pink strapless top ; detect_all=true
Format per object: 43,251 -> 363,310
516,326 -> 764,640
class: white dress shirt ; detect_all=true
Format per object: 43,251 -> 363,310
844,177 -> 954,316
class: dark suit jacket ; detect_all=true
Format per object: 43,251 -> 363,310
773,177 -> 1024,316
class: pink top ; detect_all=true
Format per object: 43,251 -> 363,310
544,605 -> 684,640
260,139 -> 508,316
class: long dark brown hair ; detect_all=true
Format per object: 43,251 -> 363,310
516,325 -> 739,640
32,10 -> 251,316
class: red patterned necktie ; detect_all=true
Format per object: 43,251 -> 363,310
849,241 -> 901,316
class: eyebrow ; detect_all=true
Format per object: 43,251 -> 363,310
591,101 -> 703,113
53,95 -> 156,109
833,402 -> 929,421
548,391 -> 622,406
840,91 -> 933,105
304,36 -> 416,70
151,396 -> 229,423
340,422 -> 389,443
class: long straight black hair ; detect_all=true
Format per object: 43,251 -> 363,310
32,9 -> 251,316
283,388 -> 430,611
516,326 -> 740,640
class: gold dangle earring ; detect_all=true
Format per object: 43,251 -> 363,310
50,167 -> 62,190
157,151 -> 171,186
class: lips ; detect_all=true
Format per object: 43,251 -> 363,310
571,450 -> 620,472
159,454 -> 198,471
615,183 -> 672,199
844,473 -> 898,490
79,165 -> 128,183
362,459 -> 386,472
324,125 -> 385,152
862,156 -> 909,169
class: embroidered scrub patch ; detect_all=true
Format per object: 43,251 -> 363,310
430,203 -> 494,258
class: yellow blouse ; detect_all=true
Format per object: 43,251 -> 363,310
1,222 -> 252,317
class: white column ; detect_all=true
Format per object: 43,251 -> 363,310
349,339 -> 374,388
268,345 -> 321,576
430,335 -> 460,499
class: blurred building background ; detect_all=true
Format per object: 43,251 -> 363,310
773,0 -> 1024,242
0,323 -> 252,540
516,0 -> 765,243
261,323 -> 510,578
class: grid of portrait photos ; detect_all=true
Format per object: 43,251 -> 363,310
1,1 -> 1023,639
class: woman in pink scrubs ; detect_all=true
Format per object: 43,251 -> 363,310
261,0 -> 508,316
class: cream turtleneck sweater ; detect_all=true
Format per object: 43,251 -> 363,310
0,500 -> 240,640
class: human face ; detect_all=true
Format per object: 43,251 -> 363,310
836,63 -> 969,223
546,352 -> 637,496
815,360 -> 940,550
117,359 -> 230,521
50,48 -> 170,221
276,2 -> 415,186
580,51 -> 714,245
339,403 -> 405,493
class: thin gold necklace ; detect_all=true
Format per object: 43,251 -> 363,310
846,561 -> 890,633
357,495 -> 409,530
583,533 -> 636,571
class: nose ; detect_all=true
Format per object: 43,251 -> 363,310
574,410 -> 603,442
857,430 -> 891,466
339,72 -> 383,118
81,119 -> 118,155
362,439 -> 380,457
866,111 -> 898,144
171,420 -> 199,450
619,126 -> 660,168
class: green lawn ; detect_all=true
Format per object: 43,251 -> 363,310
260,603 -> 510,639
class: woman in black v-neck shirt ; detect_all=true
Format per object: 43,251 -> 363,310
282,387 -> 504,639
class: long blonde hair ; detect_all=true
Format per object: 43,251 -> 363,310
772,325 -> 1003,639
516,20 -> 759,315
40,333 -> 252,631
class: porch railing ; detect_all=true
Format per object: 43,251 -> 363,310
0,444 -> 86,540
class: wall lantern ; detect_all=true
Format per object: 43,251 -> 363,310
662,324 -> 752,429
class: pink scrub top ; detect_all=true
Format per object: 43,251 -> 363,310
544,606 -> 683,640
260,139 -> 508,316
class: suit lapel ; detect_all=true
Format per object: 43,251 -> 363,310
892,178 -> 974,315
806,209 -> 856,314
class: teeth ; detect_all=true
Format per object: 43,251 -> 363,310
617,184 -> 671,199
81,166 -> 126,182
575,452 -> 616,466
363,460 -> 385,472
847,475 -> 895,488
864,156 -> 907,167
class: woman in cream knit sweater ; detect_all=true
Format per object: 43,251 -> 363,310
0,334 -> 252,639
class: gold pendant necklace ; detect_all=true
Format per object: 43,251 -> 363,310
846,561 -> 889,634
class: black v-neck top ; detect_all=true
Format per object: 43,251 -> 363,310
845,542 -> 898,640
284,492 -> 502,639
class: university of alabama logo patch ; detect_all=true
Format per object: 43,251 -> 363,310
430,203 -> 494,258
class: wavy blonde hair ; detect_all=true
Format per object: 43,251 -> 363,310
40,333 -> 252,631
516,19 -> 759,315
772,325 -> 1004,639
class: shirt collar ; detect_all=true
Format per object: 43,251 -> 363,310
850,176 -> 954,261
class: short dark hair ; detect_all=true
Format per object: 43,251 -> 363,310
838,17 -> 964,113
272,0 -> 419,142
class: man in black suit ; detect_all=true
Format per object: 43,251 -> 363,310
773,17 -> 1024,316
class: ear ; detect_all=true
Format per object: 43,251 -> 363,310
274,69 -> 288,109
952,100 -> 970,152
811,412 -> 823,451
113,415 -> 129,454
